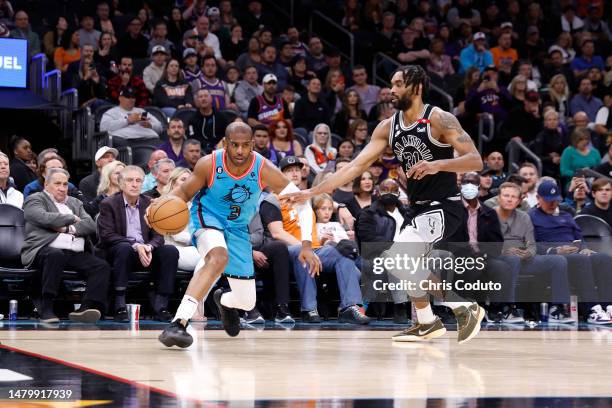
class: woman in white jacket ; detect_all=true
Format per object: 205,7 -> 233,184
162,167 -> 206,321
305,123 -> 337,174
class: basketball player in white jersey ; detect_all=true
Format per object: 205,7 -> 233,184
284,65 -> 486,343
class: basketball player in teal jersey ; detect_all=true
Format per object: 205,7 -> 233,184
157,122 -> 321,348
284,65 -> 486,344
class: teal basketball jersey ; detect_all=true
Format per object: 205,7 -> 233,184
190,149 -> 265,232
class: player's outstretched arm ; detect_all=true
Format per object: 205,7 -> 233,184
261,160 -> 322,276
171,155 -> 213,202
406,109 -> 483,180
281,118 -> 392,204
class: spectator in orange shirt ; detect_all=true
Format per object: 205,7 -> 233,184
54,29 -> 81,73
490,33 -> 517,77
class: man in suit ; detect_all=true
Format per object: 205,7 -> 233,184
98,165 -> 179,322
22,168 -> 110,323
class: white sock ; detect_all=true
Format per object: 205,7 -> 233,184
220,278 -> 256,311
173,295 -> 199,323
441,301 -> 472,311
415,304 -> 436,324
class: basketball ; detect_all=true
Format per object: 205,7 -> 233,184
147,196 -> 189,235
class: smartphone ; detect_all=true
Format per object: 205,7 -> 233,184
573,169 -> 587,177
89,63 -> 96,71
141,111 -> 148,121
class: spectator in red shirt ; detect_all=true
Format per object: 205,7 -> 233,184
107,56 -> 150,107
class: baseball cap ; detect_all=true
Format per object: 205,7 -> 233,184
262,73 -> 278,84
95,146 -> 119,162
279,156 -> 302,172
526,90 -> 540,102
151,45 -> 168,55
537,180 -> 562,202
183,48 -> 197,60
483,65 -> 498,73
473,32 -> 486,41
207,6 -> 220,16
500,22 -> 513,29
480,167 -> 496,176
119,87 -> 135,98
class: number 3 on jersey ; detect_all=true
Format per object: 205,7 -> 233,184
228,205 -> 241,220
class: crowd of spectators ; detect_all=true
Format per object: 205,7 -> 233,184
0,0 -> 611,325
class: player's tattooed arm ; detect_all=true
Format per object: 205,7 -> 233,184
437,110 -> 472,143
429,109 -> 483,174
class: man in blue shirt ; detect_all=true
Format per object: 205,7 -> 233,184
570,40 -> 605,80
570,78 -> 603,121
459,32 -> 494,74
529,180 -> 612,324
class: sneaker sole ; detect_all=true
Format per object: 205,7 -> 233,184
39,317 -> 60,324
275,317 -> 295,324
587,320 -> 612,325
69,310 -> 101,324
158,331 -> 193,348
458,306 -> 485,344
392,326 -> 447,342
245,318 -> 265,324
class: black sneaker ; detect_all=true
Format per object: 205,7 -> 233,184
301,309 -> 321,323
69,307 -> 101,324
114,307 -> 129,322
453,303 -> 485,344
393,302 -> 409,324
392,317 -> 446,342
338,305 -> 371,325
274,304 -> 295,324
40,312 -> 59,324
242,307 -> 265,324
158,320 -> 193,348
213,288 -> 241,337
154,308 -> 173,322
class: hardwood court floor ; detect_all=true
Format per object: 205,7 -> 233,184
1,322 -> 612,405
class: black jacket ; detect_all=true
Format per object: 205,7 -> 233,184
9,158 -> 36,192
530,128 -> 564,178
355,200 -> 411,259
186,109 -> 232,155
447,202 -> 504,259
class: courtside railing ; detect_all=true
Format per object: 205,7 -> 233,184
507,139 -> 543,176
29,53 -> 46,97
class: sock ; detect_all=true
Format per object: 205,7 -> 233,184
442,302 -> 472,311
154,294 -> 168,312
415,304 -> 436,324
173,295 -> 199,323
115,291 -> 126,311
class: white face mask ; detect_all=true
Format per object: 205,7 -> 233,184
461,183 -> 479,200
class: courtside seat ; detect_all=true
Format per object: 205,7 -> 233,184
574,214 -> 612,257
0,204 -> 35,279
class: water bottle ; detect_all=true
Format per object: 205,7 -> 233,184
539,302 -> 549,323
9,300 -> 17,321
570,295 -> 578,323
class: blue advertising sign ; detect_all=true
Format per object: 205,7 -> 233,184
0,38 -> 28,88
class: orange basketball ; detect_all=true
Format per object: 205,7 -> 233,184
147,196 -> 189,235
